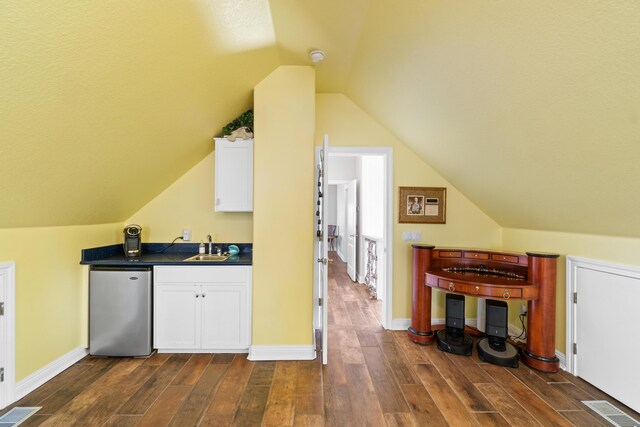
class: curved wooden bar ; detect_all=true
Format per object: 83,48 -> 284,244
409,246 -> 560,372
426,270 -> 539,300
408,245 -> 435,344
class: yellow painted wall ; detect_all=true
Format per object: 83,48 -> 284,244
0,0 -> 278,228
346,1 -> 640,239
503,227 -> 640,354
253,66 -> 316,345
0,223 -> 120,381
126,152 -> 253,244
315,94 -> 502,319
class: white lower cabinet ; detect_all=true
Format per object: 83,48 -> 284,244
153,266 -> 251,352
155,283 -> 200,349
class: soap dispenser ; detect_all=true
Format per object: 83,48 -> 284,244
199,241 -> 205,254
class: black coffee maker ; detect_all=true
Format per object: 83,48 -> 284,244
123,224 -> 142,257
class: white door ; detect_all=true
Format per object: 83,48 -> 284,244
0,263 -> 14,410
0,269 -> 4,407
201,284 -> 247,349
154,284 -> 200,349
316,135 -> 330,364
0,269 -> 5,408
575,267 -> 640,411
346,179 -> 357,282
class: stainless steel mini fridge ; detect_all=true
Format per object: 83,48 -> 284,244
89,267 -> 152,356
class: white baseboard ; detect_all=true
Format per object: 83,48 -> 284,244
389,318 -> 411,330
16,347 -> 88,401
157,348 -> 249,354
555,351 -> 566,370
508,322 -> 525,340
248,345 -> 316,361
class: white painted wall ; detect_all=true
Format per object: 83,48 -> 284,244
330,155 -> 386,285
329,155 -> 357,263
328,156 -> 357,181
356,155 -> 386,283
361,156 -> 384,239
336,184 -> 347,261
356,158 -> 364,282
359,155 -> 386,296
326,185 -> 337,226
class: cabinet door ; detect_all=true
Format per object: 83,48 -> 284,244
154,284 -> 200,350
200,284 -> 247,349
214,139 -> 253,212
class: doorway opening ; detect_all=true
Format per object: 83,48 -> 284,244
313,146 -> 393,362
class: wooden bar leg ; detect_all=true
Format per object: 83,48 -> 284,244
408,245 -> 435,344
522,252 -> 560,372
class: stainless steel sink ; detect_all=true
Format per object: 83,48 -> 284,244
183,254 -> 230,262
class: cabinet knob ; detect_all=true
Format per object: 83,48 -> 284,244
202,293 -> 206,298
448,282 -> 455,292
502,290 -> 510,299
196,294 -> 200,298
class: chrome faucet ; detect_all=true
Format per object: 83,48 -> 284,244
207,235 -> 212,255
215,246 -> 222,256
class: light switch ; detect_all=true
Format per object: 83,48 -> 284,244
182,229 -> 191,241
403,231 -> 422,242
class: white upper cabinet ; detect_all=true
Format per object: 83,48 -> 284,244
214,138 -> 253,212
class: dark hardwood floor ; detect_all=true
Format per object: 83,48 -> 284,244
4,252 -> 638,426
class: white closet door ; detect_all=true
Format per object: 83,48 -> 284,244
576,266 -> 640,411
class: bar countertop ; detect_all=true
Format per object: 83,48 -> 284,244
80,243 -> 252,267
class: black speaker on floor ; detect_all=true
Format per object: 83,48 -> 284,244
435,294 -> 473,356
477,299 -> 519,368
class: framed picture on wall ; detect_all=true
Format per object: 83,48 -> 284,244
399,187 -> 446,224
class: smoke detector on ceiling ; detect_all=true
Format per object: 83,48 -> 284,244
309,49 -> 325,64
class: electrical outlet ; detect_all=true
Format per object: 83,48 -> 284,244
412,232 -> 422,241
182,229 -> 191,241
520,303 -> 527,315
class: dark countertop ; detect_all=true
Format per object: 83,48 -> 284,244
81,243 -> 252,267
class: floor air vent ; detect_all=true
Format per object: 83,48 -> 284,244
0,407 -> 40,426
582,401 -> 639,427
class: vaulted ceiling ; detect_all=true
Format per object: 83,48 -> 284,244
2,1 -> 639,238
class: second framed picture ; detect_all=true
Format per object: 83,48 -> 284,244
399,187 -> 446,224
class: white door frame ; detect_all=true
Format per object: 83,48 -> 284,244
0,262 -> 16,409
316,146 -> 394,329
345,179 -> 358,282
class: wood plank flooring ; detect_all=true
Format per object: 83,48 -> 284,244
4,252 -> 639,426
